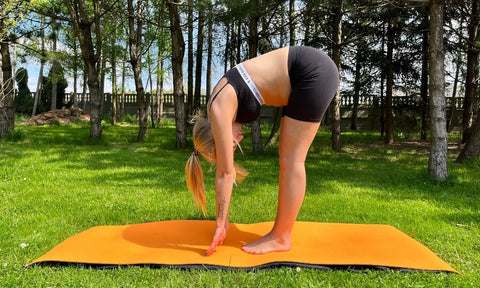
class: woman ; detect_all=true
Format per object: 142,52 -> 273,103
185,46 -> 339,256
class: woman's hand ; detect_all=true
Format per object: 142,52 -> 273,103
205,219 -> 229,256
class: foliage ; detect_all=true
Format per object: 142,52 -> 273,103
0,0 -> 36,41
0,124 -> 479,287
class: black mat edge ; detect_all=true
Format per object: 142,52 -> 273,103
27,261 -> 458,274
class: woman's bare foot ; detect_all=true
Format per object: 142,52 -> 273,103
241,233 -> 291,255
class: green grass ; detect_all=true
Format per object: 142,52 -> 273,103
1,122 -> 479,287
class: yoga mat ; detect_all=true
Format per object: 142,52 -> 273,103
29,220 -> 457,273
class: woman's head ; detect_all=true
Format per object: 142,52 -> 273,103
185,117 -> 248,215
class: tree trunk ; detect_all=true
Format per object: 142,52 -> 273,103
167,0 -> 187,148
194,6 -> 205,111
235,19 -> 241,66
265,108 -> 283,147
51,20 -> 58,110
99,51 -> 106,114
447,58 -> 460,132
156,55 -> 164,126
81,67 -> 87,110
379,24 -> 386,137
111,28 -> 117,126
32,17 -> 45,117
457,116 -> 480,162
420,7 -> 429,140
331,0 -> 343,152
462,0 -> 479,144
224,21 -> 230,73
147,54 -> 154,128
289,0 -> 296,45
156,4 -> 165,126
351,45 -> 361,131
32,60 -> 44,117
0,41 -> 15,138
187,1 -> 194,117
72,37 -> 78,108
51,65 -> 58,110
127,0 -> 147,142
249,0 -> 263,153
428,0 -> 448,181
120,45 -> 128,119
87,68 -> 102,139
384,18 -> 395,144
205,1 -> 213,102
64,0 -> 103,139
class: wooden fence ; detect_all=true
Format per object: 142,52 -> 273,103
24,91 -> 468,130
63,92 -> 465,115
340,94 -> 465,110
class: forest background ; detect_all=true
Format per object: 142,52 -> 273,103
1,0 -> 480,182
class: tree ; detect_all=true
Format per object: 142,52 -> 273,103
63,0 -> 109,139
457,115 -> 480,162
155,1 -> 170,127
428,0 -> 448,181
194,2 -> 205,112
248,0 -> 263,153
330,0 -> 343,151
49,12 -> 61,111
186,0 -> 194,117
420,7 -> 429,140
127,0 -> 148,142
32,14 -> 47,117
205,0 -> 213,102
107,18 -> 120,125
0,0 -> 31,137
350,40 -> 364,131
167,0 -> 187,148
462,0 -> 479,144
384,7 -> 397,144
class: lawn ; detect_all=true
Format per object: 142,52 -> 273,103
0,121 -> 479,287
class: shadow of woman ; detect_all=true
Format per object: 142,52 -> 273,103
121,220 -> 264,256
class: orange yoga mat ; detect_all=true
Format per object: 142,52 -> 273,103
29,220 -> 457,273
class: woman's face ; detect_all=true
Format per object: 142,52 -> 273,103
232,122 -> 244,148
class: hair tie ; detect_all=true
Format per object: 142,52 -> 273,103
193,149 -> 200,157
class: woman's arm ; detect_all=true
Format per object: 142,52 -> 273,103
205,87 -> 238,256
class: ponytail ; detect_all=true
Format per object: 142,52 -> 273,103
185,150 -> 207,216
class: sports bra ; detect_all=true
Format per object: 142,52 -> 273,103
209,64 -> 264,123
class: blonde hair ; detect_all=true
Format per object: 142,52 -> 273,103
185,117 -> 248,215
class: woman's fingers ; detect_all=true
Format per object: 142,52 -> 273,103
205,238 -> 224,256
205,226 -> 227,256
205,244 -> 216,256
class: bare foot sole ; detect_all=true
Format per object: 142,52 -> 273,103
241,234 -> 291,255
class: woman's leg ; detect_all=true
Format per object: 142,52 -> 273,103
242,116 -> 320,254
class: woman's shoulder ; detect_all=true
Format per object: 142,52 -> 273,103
208,84 -> 238,123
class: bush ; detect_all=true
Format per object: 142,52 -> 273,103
14,68 -> 33,115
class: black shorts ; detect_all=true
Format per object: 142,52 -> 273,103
285,46 -> 339,123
